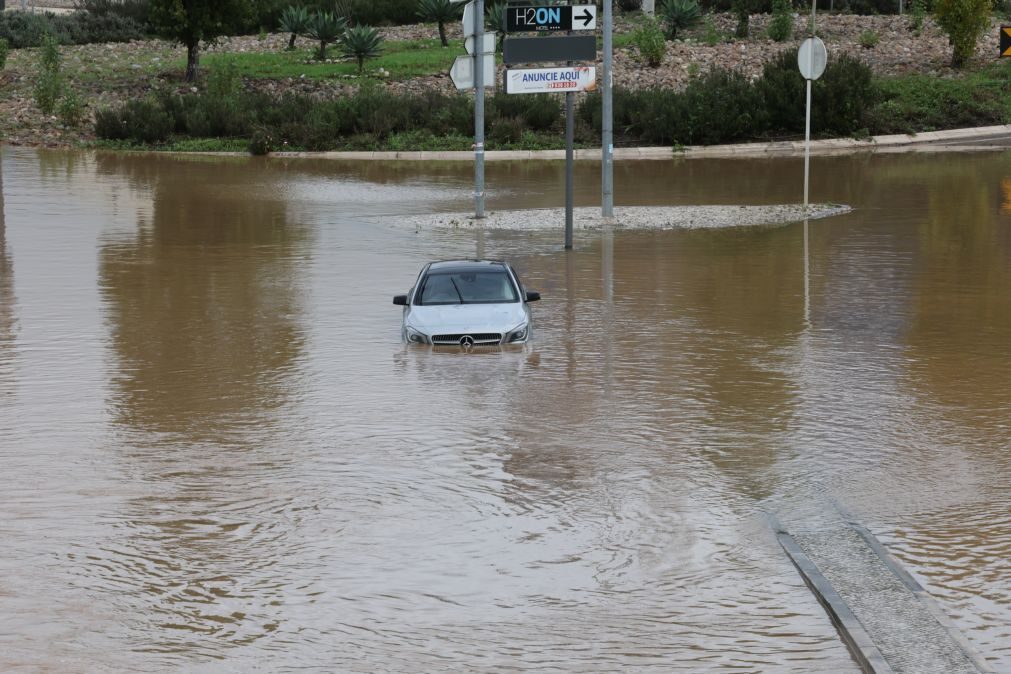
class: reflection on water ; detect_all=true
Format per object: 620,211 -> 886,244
94,154 -> 314,658
0,158 -> 14,411
0,148 -> 1009,671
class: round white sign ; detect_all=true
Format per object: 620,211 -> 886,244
797,37 -> 828,81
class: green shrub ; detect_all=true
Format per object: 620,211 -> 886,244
630,88 -> 688,145
342,23 -> 384,73
58,87 -> 86,126
766,0 -> 792,42
0,38 -> 9,69
659,0 -> 702,39
207,60 -> 243,99
350,0 -> 419,26
618,0 -> 643,10
35,74 -> 63,115
702,15 -> 722,44
858,29 -> 879,48
934,0 -> 990,67
758,49 -> 876,136
75,0 -> 151,25
94,98 -> 173,143
633,15 -> 666,67
0,12 -> 51,48
679,68 -> 767,144
489,116 -> 524,145
489,92 -> 561,131
756,48 -> 803,132
908,0 -> 927,33
249,127 -> 274,155
867,65 -> 1009,134
813,53 -> 875,135
61,12 -> 147,44
34,34 -> 63,115
0,10 -> 146,48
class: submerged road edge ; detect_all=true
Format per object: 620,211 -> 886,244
774,529 -> 895,674
255,125 -> 1011,162
847,523 -> 997,673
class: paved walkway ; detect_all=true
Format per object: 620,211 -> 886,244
268,125 -> 1011,162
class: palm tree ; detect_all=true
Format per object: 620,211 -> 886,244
279,5 -> 311,51
416,0 -> 463,47
342,24 -> 384,74
307,10 -> 348,60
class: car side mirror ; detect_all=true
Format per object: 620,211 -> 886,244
393,294 -> 408,306
525,291 -> 541,302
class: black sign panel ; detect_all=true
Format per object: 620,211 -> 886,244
506,5 -> 595,32
503,34 -> 596,65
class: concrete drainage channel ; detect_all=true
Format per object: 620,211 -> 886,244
769,513 -> 994,673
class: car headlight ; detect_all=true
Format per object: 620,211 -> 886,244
506,323 -> 529,343
405,326 -> 428,344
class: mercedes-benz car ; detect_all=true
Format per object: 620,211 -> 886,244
393,260 -> 540,346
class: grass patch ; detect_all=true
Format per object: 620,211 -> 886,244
869,63 -> 1011,133
89,137 -> 251,152
199,39 -> 468,81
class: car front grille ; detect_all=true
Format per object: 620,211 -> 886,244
431,333 -> 503,345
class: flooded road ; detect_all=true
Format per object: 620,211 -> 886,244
1,148 -> 1008,672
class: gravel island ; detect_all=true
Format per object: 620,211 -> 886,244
394,203 -> 851,232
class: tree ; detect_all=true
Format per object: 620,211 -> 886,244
343,24 -> 384,73
149,0 -> 253,82
279,5 -> 311,51
417,0 -> 463,48
307,10 -> 348,60
934,0 -> 991,68
731,0 -> 763,38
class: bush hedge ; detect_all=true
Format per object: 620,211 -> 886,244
0,10 -> 147,48
579,50 -> 875,145
94,49 -> 1003,151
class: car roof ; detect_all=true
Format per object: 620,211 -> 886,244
427,259 -> 510,274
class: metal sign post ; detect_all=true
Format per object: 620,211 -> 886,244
503,0 -> 598,250
474,0 -> 486,219
565,60 -> 574,250
602,0 -> 613,218
798,26 -> 826,208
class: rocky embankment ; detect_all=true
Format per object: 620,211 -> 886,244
0,7 -> 1003,147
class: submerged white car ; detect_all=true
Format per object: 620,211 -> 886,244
393,260 -> 540,346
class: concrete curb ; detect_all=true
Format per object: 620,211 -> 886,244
259,125 -> 1011,162
848,523 -> 996,673
766,513 -> 894,674
776,531 -> 894,674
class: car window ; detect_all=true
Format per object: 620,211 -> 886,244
418,271 -> 518,305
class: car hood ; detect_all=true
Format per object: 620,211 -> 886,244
408,303 -> 527,334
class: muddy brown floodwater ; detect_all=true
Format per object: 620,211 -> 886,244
0,147 -> 1008,672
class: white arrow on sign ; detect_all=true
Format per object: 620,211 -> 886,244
450,54 -> 495,90
571,5 -> 596,30
465,32 -> 496,55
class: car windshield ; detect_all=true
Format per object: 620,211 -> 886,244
418,271 -> 518,305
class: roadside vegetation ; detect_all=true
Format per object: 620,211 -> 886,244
0,0 -> 1007,152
